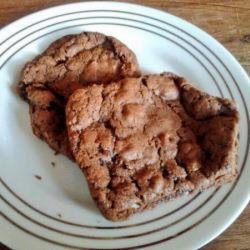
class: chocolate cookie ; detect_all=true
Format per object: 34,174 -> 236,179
18,32 -> 140,157
66,73 -> 239,221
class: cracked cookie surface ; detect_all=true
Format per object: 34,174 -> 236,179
66,72 -> 239,221
18,32 -> 140,157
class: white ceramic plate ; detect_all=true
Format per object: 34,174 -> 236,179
0,2 -> 249,250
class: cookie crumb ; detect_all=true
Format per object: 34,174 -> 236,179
51,161 -> 56,167
35,175 -> 42,180
57,213 -> 62,218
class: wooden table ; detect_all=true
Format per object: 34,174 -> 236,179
0,1 -> 249,249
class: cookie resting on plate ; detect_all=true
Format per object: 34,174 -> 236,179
65,72 -> 239,221
18,32 -> 140,158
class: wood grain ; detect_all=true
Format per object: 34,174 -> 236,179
0,1 -> 249,250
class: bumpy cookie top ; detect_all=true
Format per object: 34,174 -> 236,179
18,32 -> 140,157
66,74 -> 181,166
66,73 -> 239,220
19,32 -> 140,99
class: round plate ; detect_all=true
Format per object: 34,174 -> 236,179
0,2 -> 249,250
